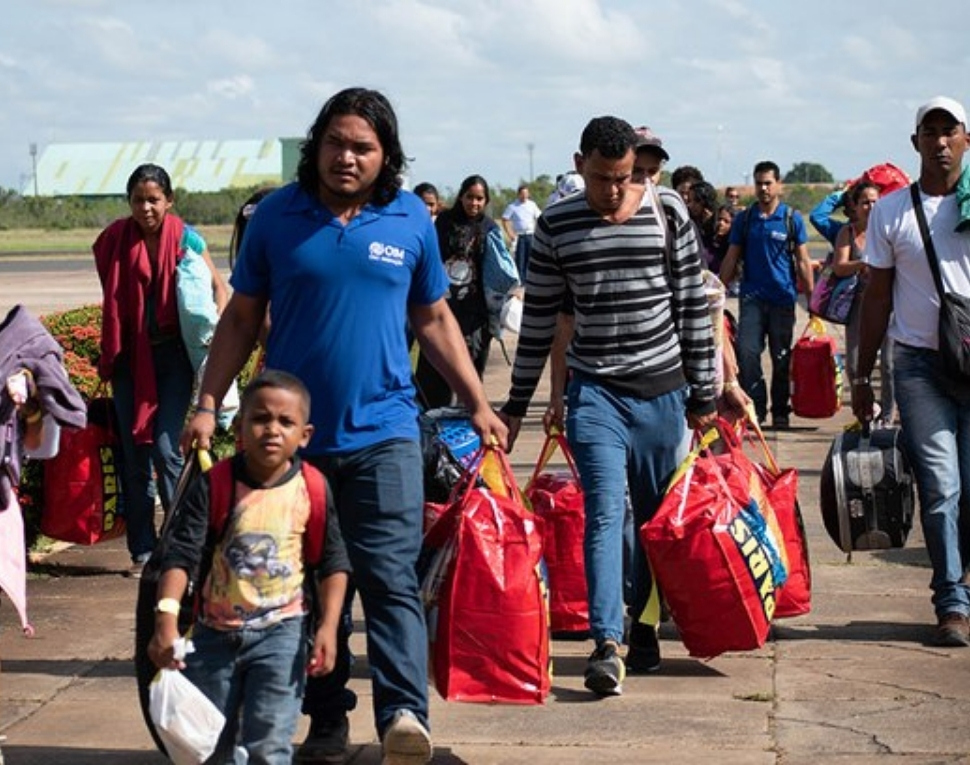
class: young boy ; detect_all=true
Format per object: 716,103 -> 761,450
148,369 -> 350,764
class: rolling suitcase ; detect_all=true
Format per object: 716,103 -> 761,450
819,423 -> 915,552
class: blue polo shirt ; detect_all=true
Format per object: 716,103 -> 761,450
232,183 -> 448,455
729,202 -> 807,305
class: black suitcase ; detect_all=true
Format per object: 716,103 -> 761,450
819,424 -> 916,552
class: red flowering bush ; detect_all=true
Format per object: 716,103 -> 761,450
19,304 -> 257,550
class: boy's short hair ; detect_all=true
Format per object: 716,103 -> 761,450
240,369 -> 311,422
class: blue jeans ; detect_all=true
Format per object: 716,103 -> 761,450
514,233 -> 534,280
112,336 -> 194,561
305,439 -> 428,736
893,344 -> 970,619
185,617 -> 305,765
566,375 -> 687,645
737,296 -> 796,422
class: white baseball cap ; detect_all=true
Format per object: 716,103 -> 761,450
915,96 -> 967,130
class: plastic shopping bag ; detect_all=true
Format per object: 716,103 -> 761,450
429,445 -> 551,704
641,422 -> 789,658
41,394 -> 126,545
526,431 -> 589,634
148,639 -> 225,765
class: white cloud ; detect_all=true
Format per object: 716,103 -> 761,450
207,75 -> 256,101
0,0 -> 967,193
200,29 -> 278,70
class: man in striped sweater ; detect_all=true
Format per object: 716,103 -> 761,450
501,116 -> 717,697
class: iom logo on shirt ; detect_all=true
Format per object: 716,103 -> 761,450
369,241 -> 406,266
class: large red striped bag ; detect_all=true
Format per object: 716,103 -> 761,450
526,432 -> 588,634
640,422 -> 789,659
428,446 -> 551,704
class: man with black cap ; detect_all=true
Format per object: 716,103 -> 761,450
853,96 -> 970,647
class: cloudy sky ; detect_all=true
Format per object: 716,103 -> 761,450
1,0 -> 967,196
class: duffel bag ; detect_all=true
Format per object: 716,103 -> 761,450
640,422 -> 788,659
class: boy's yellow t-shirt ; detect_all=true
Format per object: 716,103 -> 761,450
201,475 -> 312,630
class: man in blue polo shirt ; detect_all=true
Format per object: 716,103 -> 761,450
183,87 -> 507,765
719,160 -> 815,428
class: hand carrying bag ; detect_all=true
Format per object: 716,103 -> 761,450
149,639 -> 226,765
640,422 -> 789,658
526,431 -> 589,634
41,393 -> 125,544
429,445 -> 551,704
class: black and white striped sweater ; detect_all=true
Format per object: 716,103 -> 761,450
503,186 -> 716,417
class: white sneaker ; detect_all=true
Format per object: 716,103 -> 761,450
381,710 -> 432,765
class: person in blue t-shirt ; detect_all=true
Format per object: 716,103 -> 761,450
719,160 -> 815,429
182,87 -> 508,765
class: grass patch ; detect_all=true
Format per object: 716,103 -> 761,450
0,225 -> 235,255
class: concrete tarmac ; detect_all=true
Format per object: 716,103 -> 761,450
1,268 -> 969,764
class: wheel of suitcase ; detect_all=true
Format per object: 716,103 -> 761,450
819,423 -> 915,552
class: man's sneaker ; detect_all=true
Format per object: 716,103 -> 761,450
583,640 -> 625,696
772,415 -> 790,430
295,715 -> 349,764
626,623 -> 661,674
382,709 -> 432,765
935,613 -> 970,647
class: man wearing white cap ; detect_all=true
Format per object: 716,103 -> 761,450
853,96 -> 970,647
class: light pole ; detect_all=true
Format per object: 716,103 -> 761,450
29,143 -> 38,197
526,142 -> 535,183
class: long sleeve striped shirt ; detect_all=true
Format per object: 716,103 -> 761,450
503,186 -> 716,417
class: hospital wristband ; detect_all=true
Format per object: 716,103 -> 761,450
155,598 -> 181,616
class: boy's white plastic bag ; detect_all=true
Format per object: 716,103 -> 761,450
149,638 -> 226,765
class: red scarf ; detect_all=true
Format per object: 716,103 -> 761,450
93,215 -> 185,444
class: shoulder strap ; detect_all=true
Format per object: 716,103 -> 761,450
910,182 -> 946,297
207,459 -> 234,536
300,462 -> 328,567
649,184 -> 677,276
738,205 -> 754,262
191,458 -> 234,618
785,206 -> 796,256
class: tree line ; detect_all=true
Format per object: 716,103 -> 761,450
0,161 -> 837,231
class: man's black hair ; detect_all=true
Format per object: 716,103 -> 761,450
579,116 -> 637,159
690,181 -> 718,213
753,160 -> 781,181
297,87 -> 407,207
671,165 -> 705,190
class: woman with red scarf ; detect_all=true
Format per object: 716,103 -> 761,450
93,164 -> 227,575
